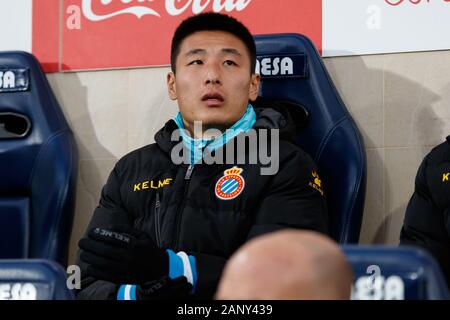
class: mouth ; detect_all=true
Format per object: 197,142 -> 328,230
201,93 -> 225,106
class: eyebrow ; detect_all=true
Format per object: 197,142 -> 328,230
184,48 -> 242,57
221,48 -> 242,57
185,48 -> 206,57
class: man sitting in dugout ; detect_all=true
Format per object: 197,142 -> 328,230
76,12 -> 329,300
401,136 -> 450,288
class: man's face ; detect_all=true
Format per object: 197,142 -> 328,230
167,31 -> 260,134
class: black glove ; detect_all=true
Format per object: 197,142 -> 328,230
78,225 -> 168,284
133,276 -> 193,300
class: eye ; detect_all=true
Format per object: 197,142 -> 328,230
224,60 -> 237,66
188,60 -> 203,66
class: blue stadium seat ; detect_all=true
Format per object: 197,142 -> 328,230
0,51 -> 77,299
343,245 -> 450,300
255,34 -> 367,243
0,260 -> 74,300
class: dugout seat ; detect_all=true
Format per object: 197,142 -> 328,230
255,34 -> 367,243
0,51 -> 77,299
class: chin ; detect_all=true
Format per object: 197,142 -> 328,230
194,113 -> 233,127
202,118 -> 236,130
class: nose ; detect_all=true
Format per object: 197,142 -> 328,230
206,77 -> 220,85
204,64 -> 221,85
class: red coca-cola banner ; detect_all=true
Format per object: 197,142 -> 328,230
32,0 -> 60,72
33,0 -> 322,72
27,1 -> 450,72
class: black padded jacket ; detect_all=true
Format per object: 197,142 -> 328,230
76,102 -> 329,299
401,136 -> 450,288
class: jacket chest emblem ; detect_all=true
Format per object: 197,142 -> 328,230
215,167 -> 245,200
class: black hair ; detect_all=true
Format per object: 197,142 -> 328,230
170,12 -> 256,74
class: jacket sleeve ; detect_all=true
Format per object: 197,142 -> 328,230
400,157 -> 450,285
76,163 -> 223,300
75,164 -> 132,300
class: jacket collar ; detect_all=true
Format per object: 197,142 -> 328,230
172,104 -> 256,164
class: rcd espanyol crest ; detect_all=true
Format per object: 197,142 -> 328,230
215,167 -> 245,200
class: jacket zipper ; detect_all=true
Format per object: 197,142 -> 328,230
154,192 -> 162,248
173,164 -> 194,249
185,164 -> 194,180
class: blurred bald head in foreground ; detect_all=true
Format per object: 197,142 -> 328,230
215,229 -> 353,300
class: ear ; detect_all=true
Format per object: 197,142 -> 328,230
167,72 -> 177,100
248,73 -> 261,102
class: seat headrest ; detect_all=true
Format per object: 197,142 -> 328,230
343,245 -> 450,300
0,51 -> 71,192
256,53 -> 308,79
0,260 -> 74,300
0,68 -> 29,93
0,51 -> 68,131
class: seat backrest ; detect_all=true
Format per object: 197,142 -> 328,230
0,51 -> 78,266
343,245 -> 450,300
0,260 -> 74,300
254,34 -> 367,243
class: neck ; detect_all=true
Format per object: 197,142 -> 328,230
173,104 -> 255,141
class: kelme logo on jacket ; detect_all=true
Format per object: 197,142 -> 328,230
309,171 -> 324,196
215,167 -> 245,200
133,178 -> 173,191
